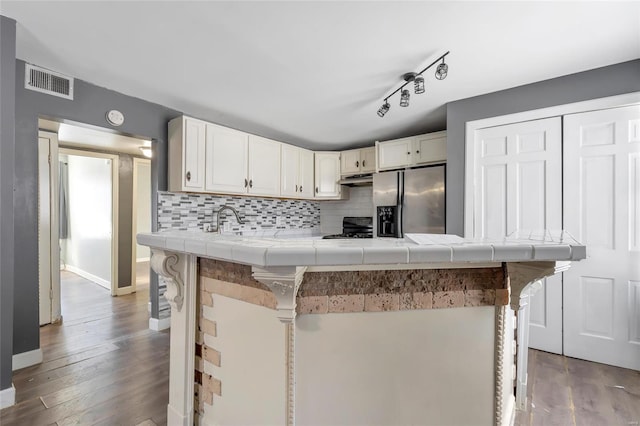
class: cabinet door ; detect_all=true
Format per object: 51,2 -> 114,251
360,147 -> 376,173
299,148 -> 315,199
415,132 -> 446,165
248,135 -> 281,196
341,149 -> 361,175
183,118 -> 206,191
205,124 -> 248,194
281,144 -> 300,198
314,152 -> 341,198
377,137 -> 413,170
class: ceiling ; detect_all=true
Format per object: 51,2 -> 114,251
3,2 -> 639,151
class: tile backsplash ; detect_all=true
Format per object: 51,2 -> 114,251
157,191 -> 320,233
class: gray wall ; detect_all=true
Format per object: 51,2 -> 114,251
13,58 -> 179,358
0,15 -> 16,391
446,59 -> 640,236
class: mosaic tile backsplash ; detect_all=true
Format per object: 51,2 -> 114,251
157,191 -> 320,233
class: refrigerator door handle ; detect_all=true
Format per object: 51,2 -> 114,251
398,171 -> 404,237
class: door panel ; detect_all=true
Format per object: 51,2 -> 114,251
474,117 -> 562,354
563,104 -> 640,370
38,137 -> 52,325
206,124 -> 248,194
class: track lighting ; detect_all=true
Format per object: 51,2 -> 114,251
376,51 -> 449,117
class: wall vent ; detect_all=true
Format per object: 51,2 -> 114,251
25,64 -> 74,100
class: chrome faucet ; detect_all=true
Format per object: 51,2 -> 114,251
205,205 -> 245,233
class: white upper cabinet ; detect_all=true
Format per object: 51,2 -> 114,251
205,123 -> 248,193
376,131 -> 446,171
340,147 -> 376,175
314,152 -> 341,198
248,135 -> 281,197
414,131 -> 446,165
282,145 -> 314,198
168,116 -> 206,192
376,137 -> 414,171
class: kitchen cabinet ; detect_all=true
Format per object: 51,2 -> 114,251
314,152 -> 342,198
376,131 -> 446,171
168,116 -> 207,192
282,145 -> 314,198
247,135 -> 281,196
205,123 -> 248,194
340,147 -> 376,175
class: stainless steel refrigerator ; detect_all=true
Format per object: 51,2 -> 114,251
372,165 -> 445,237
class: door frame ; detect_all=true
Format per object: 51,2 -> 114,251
38,131 -> 61,324
131,157 -> 151,293
59,147 -> 120,296
464,91 -> 640,237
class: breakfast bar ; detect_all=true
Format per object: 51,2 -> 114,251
137,231 -> 585,426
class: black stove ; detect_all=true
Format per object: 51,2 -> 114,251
322,217 -> 373,239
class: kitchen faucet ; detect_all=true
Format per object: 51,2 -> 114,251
205,205 -> 245,233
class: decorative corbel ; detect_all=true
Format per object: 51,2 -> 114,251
150,249 -> 185,312
506,261 -> 571,311
252,266 -> 307,323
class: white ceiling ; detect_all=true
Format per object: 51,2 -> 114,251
3,1 -> 639,150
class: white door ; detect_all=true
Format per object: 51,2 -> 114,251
206,124 -> 248,194
299,148 -> 315,199
563,105 -> 640,370
474,117 -> 563,353
377,137 -> 413,171
314,152 -> 341,198
415,132 -> 447,165
248,135 -> 281,196
360,147 -> 376,174
38,132 -> 61,325
341,149 -> 361,175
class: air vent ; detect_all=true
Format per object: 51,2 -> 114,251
25,64 -> 74,100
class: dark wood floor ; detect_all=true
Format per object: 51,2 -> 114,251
516,348 -> 640,426
0,270 -> 169,426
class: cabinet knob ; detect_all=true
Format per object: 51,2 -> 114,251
407,152 -> 411,155
186,171 -> 191,182
295,184 -> 298,192
362,160 -> 366,167
299,186 -> 303,192
416,150 -> 420,154
249,179 -> 253,188
356,161 -> 359,167
244,178 -> 248,188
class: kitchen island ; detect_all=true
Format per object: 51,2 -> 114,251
137,231 -> 585,426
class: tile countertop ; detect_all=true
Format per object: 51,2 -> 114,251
137,230 -> 586,268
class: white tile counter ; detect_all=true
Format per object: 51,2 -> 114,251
137,229 -> 586,267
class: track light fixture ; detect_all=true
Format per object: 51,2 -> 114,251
376,51 -> 449,117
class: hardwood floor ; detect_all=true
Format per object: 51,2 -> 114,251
0,270 -> 169,426
516,349 -> 640,426
2,272 -> 638,425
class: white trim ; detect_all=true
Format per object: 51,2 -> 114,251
307,261 -> 500,273
503,395 -> 515,426
149,316 -> 171,331
12,348 -> 43,370
115,285 -> 135,296
64,264 -> 110,290
463,91 -> 640,237
137,257 -> 151,263
131,157 -> 151,294
59,148 -> 119,296
0,385 -> 16,409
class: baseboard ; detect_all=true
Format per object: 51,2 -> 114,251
65,265 -> 110,289
149,317 -> 171,331
12,348 -> 43,371
115,285 -> 135,296
0,384 -> 16,409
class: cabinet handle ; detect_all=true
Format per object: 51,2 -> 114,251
186,171 -> 191,182
315,187 -> 319,194
356,160 -> 359,167
407,152 -> 411,155
295,184 -> 298,192
416,150 -> 420,154
244,178 -> 248,188
249,179 -> 253,188
362,160 -> 366,167
299,186 -> 303,192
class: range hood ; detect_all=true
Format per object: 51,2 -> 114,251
338,174 -> 373,186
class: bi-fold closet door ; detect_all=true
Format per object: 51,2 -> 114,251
472,104 -> 640,370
